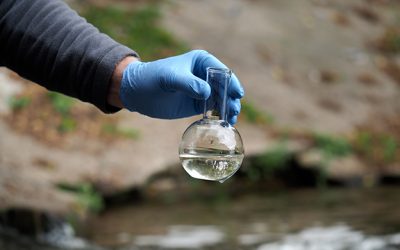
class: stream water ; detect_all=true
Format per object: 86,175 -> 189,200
1,187 -> 400,250
87,187 -> 400,250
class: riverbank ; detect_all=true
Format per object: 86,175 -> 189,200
0,0 -> 399,246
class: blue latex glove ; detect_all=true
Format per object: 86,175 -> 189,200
120,50 -> 244,125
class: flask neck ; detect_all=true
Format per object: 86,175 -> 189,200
203,67 -> 232,122
203,110 -> 223,120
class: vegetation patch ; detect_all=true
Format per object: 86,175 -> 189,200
8,96 -> 31,111
4,85 -> 139,146
313,134 -> 352,158
47,92 -> 75,116
81,4 -> 188,61
102,123 -> 140,140
353,130 -> 399,165
353,114 -> 400,166
57,183 -> 104,213
244,144 -> 292,181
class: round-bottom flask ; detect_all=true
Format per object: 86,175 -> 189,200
179,68 -> 244,182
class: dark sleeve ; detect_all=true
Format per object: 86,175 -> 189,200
0,0 -> 139,113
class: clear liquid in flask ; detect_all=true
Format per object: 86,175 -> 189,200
180,148 -> 244,182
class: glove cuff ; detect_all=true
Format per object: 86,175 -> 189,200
120,60 -> 144,112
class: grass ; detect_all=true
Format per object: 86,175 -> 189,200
102,123 -> 140,140
59,117 -> 77,133
353,131 -> 398,164
81,4 -> 188,61
47,92 -> 77,133
382,136 -> 397,162
57,183 -> 104,213
313,134 -> 352,158
245,144 -> 292,181
354,131 -> 372,153
311,134 -> 352,188
47,92 -> 75,116
8,96 -> 31,111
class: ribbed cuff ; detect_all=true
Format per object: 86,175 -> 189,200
92,44 -> 139,113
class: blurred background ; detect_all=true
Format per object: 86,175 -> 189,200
0,0 -> 399,249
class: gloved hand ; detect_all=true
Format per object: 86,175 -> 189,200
120,50 -> 244,125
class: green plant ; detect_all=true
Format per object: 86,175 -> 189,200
8,96 -> 31,111
256,146 -> 291,170
102,123 -> 140,139
241,100 -> 274,125
353,131 -> 398,164
382,136 -> 397,162
311,134 -> 352,189
246,144 -> 291,181
59,117 -> 77,133
57,183 -> 104,213
47,92 -> 78,133
47,92 -> 75,115
354,131 -> 372,154
82,5 -> 187,61
314,134 -> 352,158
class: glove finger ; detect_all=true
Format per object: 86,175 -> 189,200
226,98 -> 241,125
227,98 -> 241,117
169,73 -> 211,100
230,73 -> 245,99
228,115 -> 238,125
194,50 -> 244,99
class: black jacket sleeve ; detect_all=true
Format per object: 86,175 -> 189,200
0,0 -> 139,113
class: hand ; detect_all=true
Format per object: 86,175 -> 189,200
119,50 -> 244,124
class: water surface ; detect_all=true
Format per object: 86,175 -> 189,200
86,187 -> 400,250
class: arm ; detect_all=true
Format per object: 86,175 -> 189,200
0,1 -> 244,123
0,0 -> 138,113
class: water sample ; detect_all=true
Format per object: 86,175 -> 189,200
179,67 -> 244,182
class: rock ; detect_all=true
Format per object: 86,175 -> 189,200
326,156 -> 369,180
298,149 -> 369,181
382,163 -> 400,177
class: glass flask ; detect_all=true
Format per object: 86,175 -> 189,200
179,67 -> 244,183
